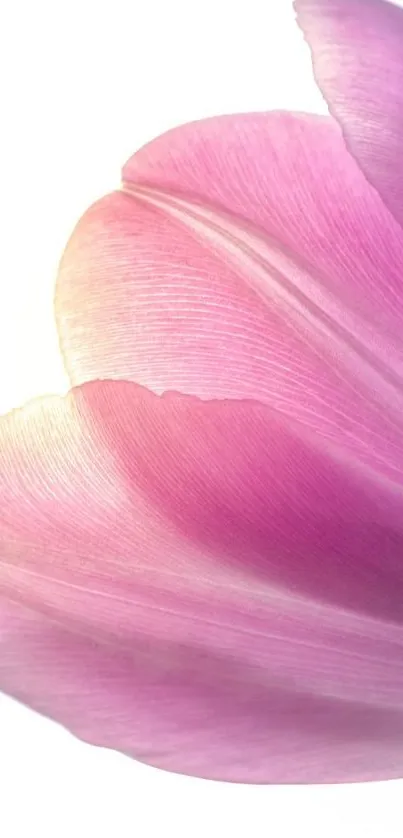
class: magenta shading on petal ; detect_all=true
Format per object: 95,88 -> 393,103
295,0 -> 403,228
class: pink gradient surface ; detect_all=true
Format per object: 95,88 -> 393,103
1,0 -> 403,784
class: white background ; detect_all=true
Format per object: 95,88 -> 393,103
0,1 -> 402,835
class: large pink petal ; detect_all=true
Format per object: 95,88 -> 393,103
55,115 -> 403,465
54,113 -> 403,491
1,380 -> 403,782
57,114 -> 403,392
295,0 -> 403,228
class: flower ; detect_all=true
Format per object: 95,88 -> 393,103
1,0 -> 403,784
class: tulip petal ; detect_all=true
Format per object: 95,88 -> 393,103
55,112 -> 403,487
1,380 -> 403,782
57,114 -> 403,397
294,0 -> 403,228
55,112 -> 403,396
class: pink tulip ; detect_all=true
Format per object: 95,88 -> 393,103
1,0 -> 403,784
